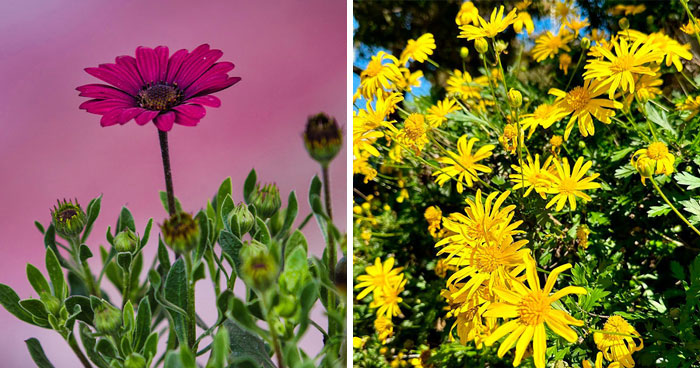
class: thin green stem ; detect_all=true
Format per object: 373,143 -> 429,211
122,266 -> 131,309
67,333 -> 93,368
650,177 -> 700,237
565,49 -> 585,91
184,253 -> 196,349
681,0 -> 700,48
480,56 -> 506,120
261,294 -> 285,368
321,164 -> 337,342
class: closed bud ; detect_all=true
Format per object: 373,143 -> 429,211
508,89 -> 522,108
229,202 -> 255,237
578,140 -> 586,149
251,183 -> 282,219
40,292 -> 61,316
124,353 -> 147,368
334,255 -> 347,295
459,46 -> 469,60
303,112 -> 342,166
241,245 -> 278,291
474,38 -> 488,54
619,17 -> 630,30
93,301 -> 122,334
275,294 -> 298,318
114,228 -> 138,253
51,199 -> 87,239
581,37 -> 591,49
160,212 -> 200,254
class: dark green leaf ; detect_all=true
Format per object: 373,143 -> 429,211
19,299 -> 48,320
95,338 -> 118,359
219,230 -> 244,276
224,319 -> 274,368
164,258 -> 189,347
279,191 -> 298,238
285,230 -> 308,259
26,264 -> 50,296
133,298 -> 151,352
25,338 -> 55,368
117,207 -> 136,233
79,244 -> 93,263
140,218 -> 154,249
253,218 -> 271,246
81,194 -> 102,243
243,169 -> 257,204
45,249 -> 66,299
35,221 -> 45,235
79,323 -> 111,368
158,237 -> 171,275
64,296 -> 93,325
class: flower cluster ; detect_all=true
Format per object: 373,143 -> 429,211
355,257 -> 406,343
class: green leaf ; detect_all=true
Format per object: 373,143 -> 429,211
295,282 -> 318,340
26,264 -> 51,296
219,230 -> 244,276
647,204 -> 671,218
25,338 -> 55,368
116,207 -> 136,233
123,300 -> 135,336
164,258 -> 189,347
224,319 -> 275,368
614,165 -> 636,179
216,177 -> 233,224
206,327 -> 230,368
81,194 -> 102,243
45,249 -> 66,299
229,299 -> 266,337
79,244 -> 93,263
143,332 -> 158,361
279,191 -> 298,237
19,299 -> 49,320
133,298 -> 151,352
117,252 -> 132,273
43,225 -> 68,268
680,198 -> 700,223
158,237 -> 171,275
160,191 -> 183,214
645,102 -> 677,136
280,247 -> 310,294
675,171 -> 700,190
670,261 -> 685,280
64,296 -> 93,326
253,218 -> 271,246
243,169 -> 257,204
140,218 -> 154,249
79,323 -> 111,368
610,147 -> 634,162
35,221 -> 45,235
195,211 -> 210,261
95,338 -> 118,359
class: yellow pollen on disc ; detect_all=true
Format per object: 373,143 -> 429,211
646,142 -> 668,160
364,59 -> 383,77
518,290 -> 551,325
403,116 -> 426,140
558,177 -> 577,195
471,245 -> 504,273
609,55 -> 635,73
566,86 -> 591,111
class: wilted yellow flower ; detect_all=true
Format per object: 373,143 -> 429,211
360,51 -> 402,99
458,6 -> 518,40
483,255 -> 587,368
532,27 -> 574,62
456,1 -> 479,26
546,156 -> 601,211
630,142 -> 675,184
559,53 -> 572,75
593,315 -> 643,368
550,79 -> 623,140
399,33 -> 436,64
374,316 -> 394,342
433,135 -> 495,193
396,113 -> 430,154
677,95 -> 700,121
520,103 -> 569,138
499,123 -> 519,154
610,4 -> 646,16
427,98 -> 459,127
576,224 -> 591,249
424,205 -> 442,238
510,154 -> 557,199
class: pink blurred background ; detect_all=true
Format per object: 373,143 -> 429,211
0,0 -> 346,366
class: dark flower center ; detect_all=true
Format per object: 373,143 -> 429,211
137,83 -> 183,111
58,209 -> 78,222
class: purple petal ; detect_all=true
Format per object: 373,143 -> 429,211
100,108 -> 124,127
174,110 -> 201,126
79,99 -> 134,114
154,111 -> 175,131
115,56 -> 144,90
136,47 -> 159,84
183,62 -> 235,97
154,46 -> 169,82
165,49 -> 188,84
168,45 -> 210,86
77,84 -> 134,101
185,95 -> 221,107
135,110 -> 159,125
119,107 -> 145,125
173,104 -> 206,119
85,66 -> 139,95
191,77 -> 241,98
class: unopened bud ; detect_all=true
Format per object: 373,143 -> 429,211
241,245 -> 278,291
581,37 -> 591,49
51,199 -> 87,239
124,353 -> 147,368
228,203 -> 255,237
251,183 -> 282,219
635,156 -> 655,178
474,38 -> 488,54
508,89 -> 522,108
275,294 -> 298,318
619,17 -> 630,30
459,47 -> 469,60
114,228 -> 138,253
160,212 -> 200,254
40,292 -> 61,316
303,113 -> 342,166
93,301 -> 122,334
334,255 -> 347,295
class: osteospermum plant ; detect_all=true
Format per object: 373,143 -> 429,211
1,44 -> 346,368
353,0 -> 700,367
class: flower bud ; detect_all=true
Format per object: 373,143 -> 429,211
40,292 -> 61,316
303,112 -> 342,166
124,353 -> 147,368
507,89 -> 522,108
459,46 -> 469,60
228,202 -> 255,237
275,294 -> 298,318
474,38 -> 488,54
51,199 -> 87,239
619,17 -> 630,30
93,301 -> 122,334
576,224 -> 590,249
634,156 -> 655,179
334,255 -> 347,295
241,245 -> 278,291
581,37 -> 591,49
160,212 -> 200,254
251,183 -> 282,219
114,228 -> 138,253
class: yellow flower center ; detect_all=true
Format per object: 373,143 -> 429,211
601,315 -> 633,342
550,135 -> 563,147
403,115 -> 426,141
471,244 -> 506,273
646,142 -> 668,160
609,54 -> 635,73
548,35 -> 563,50
364,59 -> 383,77
558,177 -> 577,195
565,86 -> 591,111
518,290 -> 551,325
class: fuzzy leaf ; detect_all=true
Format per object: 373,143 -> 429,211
26,264 -> 50,296
25,338 -> 55,368
243,169 -> 257,204
224,319 -> 274,368
45,249 -> 66,299
164,258 -> 189,346
81,194 -> 102,243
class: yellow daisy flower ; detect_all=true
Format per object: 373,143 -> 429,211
399,33 -> 436,64
681,19 -> 700,35
510,154 -> 557,199
564,16 -> 590,36
355,257 -> 404,299
356,91 -> 403,131
456,1 -> 479,26
582,37 -> 663,98
559,53 -> 573,75
546,156 -> 601,211
396,113 -> 430,154
676,95 -> 700,121
520,103 -> 569,138
583,352 -> 622,368
370,274 -> 406,318
483,255 -> 587,368
554,0 -> 576,21
623,30 -> 692,72
619,68 -> 662,107
360,51 -> 402,99
374,315 -> 394,342
394,68 -> 424,92
630,141 -> 675,184
446,69 -> 482,99
549,79 -> 623,140
532,27 -> 574,62
590,28 -> 607,43
433,135 -> 495,193
593,315 -> 644,368
427,97 -> 459,127
458,6 -> 518,40
353,152 -> 377,184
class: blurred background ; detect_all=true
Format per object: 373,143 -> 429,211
0,0 -> 346,365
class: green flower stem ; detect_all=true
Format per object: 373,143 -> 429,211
122,265 -> 131,309
158,130 -> 176,217
492,39 -> 511,111
650,177 -> 700,237
261,294 -> 285,368
426,57 -> 440,69
480,55 -> 507,121
67,332 -> 93,368
681,0 -> 700,49
321,163 -> 337,342
184,252 -> 196,349
564,48 -> 585,91
70,235 -> 100,297
322,165 -> 333,220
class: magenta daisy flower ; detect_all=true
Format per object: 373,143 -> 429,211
77,44 -> 240,131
